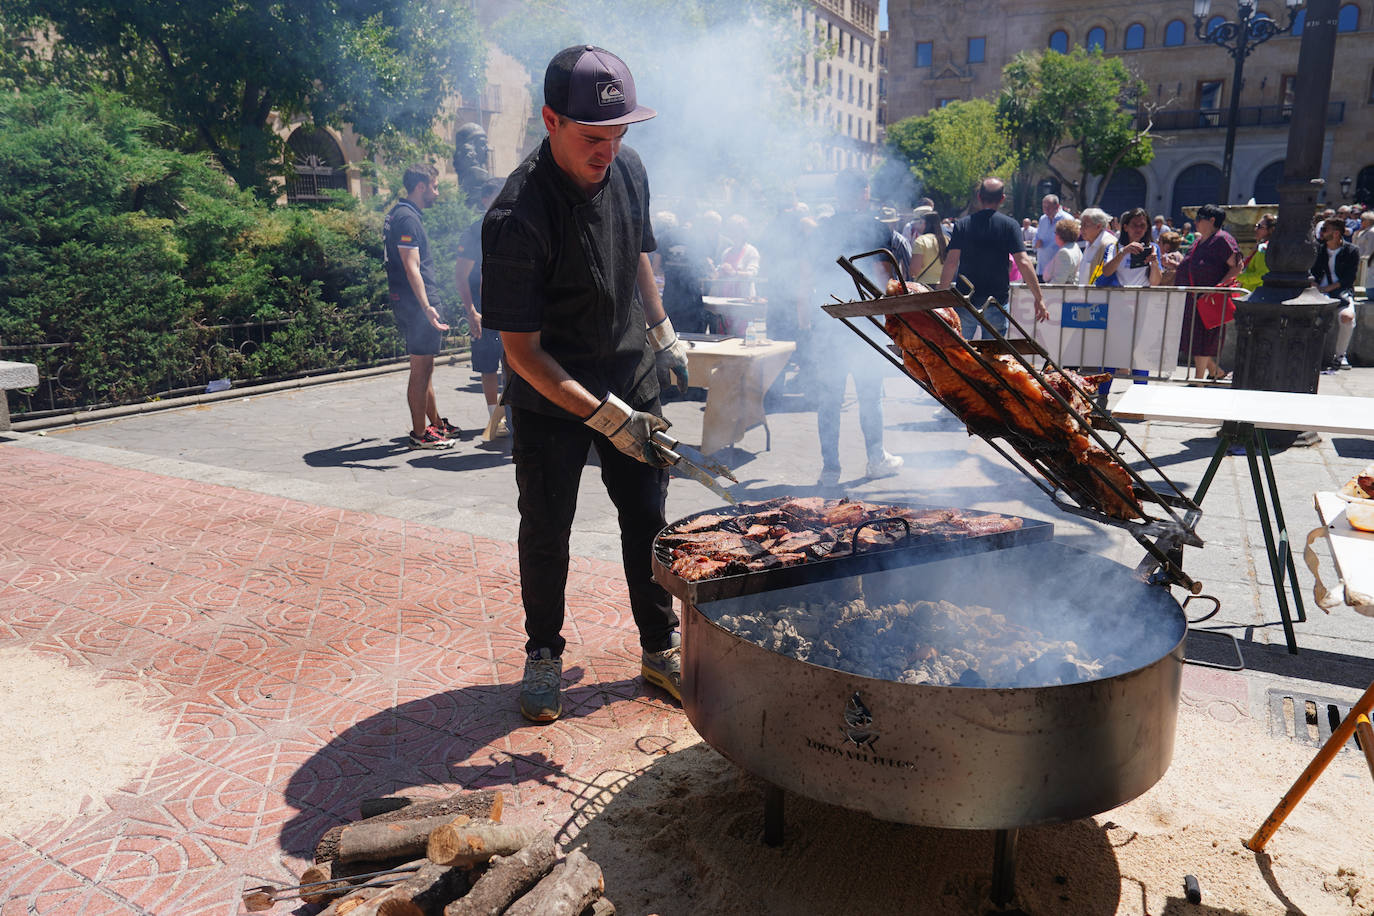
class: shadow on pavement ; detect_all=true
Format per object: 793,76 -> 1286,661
303,437 -> 410,469
1331,436 -> 1374,460
277,667 -> 669,863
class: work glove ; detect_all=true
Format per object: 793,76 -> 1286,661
647,316 -> 690,392
584,392 -> 672,467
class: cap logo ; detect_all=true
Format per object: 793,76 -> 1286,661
597,79 -> 625,107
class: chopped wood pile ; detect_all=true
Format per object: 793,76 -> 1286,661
241,790 -> 614,916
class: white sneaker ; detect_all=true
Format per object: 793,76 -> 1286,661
866,452 -> 904,479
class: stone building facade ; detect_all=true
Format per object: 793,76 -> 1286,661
885,0 -> 1374,221
799,0 -> 883,171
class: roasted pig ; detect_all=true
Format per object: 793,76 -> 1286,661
884,311 -> 1143,520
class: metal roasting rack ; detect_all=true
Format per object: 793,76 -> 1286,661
822,249 -> 1204,592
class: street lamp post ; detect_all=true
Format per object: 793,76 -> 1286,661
1193,0 -> 1302,204
1232,0 -> 1343,396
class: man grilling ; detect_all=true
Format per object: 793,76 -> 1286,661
481,45 -> 689,723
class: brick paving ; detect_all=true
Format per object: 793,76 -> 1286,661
0,446 -> 694,915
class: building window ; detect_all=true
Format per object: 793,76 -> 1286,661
848,114 -> 853,135
848,73 -> 855,102
915,41 -> 932,67
814,59 -> 820,86
1087,26 -> 1107,51
1197,79 -> 1224,110
839,31 -> 845,57
968,36 -> 985,63
938,98 -> 956,107
1339,3 -> 1359,31
1280,73 -> 1297,109
285,127 -> 348,203
1293,9 -> 1305,34
1048,30 -> 1069,54
1370,67 -> 1374,102
1164,19 -> 1186,46
1124,23 -> 1146,49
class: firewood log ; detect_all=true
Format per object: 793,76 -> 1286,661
360,796 -> 416,818
442,832 -> 558,916
319,886 -> 383,916
347,862 -> 469,916
426,823 -> 535,867
582,899 -> 615,916
315,790 -> 503,863
337,815 -> 480,865
503,850 -> 604,916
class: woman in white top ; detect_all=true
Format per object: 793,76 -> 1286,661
1046,217 -> 1081,283
1076,208 -> 1117,285
1098,207 -> 1164,286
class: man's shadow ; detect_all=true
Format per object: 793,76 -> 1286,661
277,666 -> 664,862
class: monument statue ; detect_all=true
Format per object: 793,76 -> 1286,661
453,122 -> 491,199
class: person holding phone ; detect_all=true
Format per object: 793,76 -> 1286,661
1098,208 -> 1163,287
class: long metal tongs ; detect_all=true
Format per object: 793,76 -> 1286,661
650,430 -> 739,504
241,863 -> 422,910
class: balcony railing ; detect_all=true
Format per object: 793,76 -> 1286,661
1139,101 -> 1344,131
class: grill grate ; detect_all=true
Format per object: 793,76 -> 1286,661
1268,688 -> 1360,751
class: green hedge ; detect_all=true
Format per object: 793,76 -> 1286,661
0,86 -> 478,415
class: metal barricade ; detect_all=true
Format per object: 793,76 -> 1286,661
1006,284 -> 1239,381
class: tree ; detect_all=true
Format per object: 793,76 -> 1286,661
997,48 -> 1155,213
1,0 -> 485,197
885,100 -> 1018,216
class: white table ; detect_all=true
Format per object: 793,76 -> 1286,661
1113,385 -> 1374,653
1313,492 -> 1374,611
683,337 -> 795,456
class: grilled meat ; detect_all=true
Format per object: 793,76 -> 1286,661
884,311 -> 1143,520
658,500 -> 1024,583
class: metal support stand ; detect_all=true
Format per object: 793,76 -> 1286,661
990,828 -> 1019,909
1194,421 -> 1305,653
763,783 -> 784,847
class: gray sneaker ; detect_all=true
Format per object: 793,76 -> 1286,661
519,649 -> 563,722
641,632 -> 682,701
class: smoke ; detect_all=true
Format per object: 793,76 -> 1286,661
493,4 -> 832,216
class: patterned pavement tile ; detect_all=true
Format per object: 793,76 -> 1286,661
0,446 -> 704,915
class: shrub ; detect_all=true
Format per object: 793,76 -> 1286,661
0,85 -> 477,416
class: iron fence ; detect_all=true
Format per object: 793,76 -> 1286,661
2,309 -> 472,421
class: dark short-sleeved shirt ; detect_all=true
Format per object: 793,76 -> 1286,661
1176,229 -> 1240,288
383,199 -> 438,307
947,208 -> 1025,305
456,218 -> 483,310
481,139 -> 658,419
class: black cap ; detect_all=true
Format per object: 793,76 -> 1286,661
544,45 -> 656,126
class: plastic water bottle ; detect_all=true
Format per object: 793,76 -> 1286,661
745,320 -> 761,346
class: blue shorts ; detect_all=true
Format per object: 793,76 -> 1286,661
391,295 -> 442,357
471,325 -> 503,374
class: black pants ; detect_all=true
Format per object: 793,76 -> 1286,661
511,407 -> 677,657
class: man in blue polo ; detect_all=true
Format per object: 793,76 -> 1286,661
481,46 -> 690,722
383,163 -> 460,448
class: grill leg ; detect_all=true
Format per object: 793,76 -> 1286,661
762,783 -> 784,847
990,828 -> 1018,908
